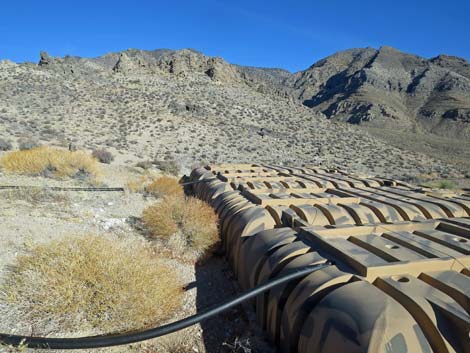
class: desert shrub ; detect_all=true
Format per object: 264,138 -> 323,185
0,138 -> 13,151
436,180 -> 456,189
142,196 -> 219,261
154,159 -> 179,176
0,146 -> 100,180
92,148 -> 114,164
18,137 -> 40,150
135,160 -> 153,170
421,179 -> 457,190
143,196 -> 183,238
0,235 -> 182,334
146,176 -> 184,198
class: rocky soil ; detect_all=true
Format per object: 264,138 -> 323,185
0,164 -> 273,353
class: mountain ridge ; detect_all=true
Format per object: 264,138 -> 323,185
1,45 -> 469,182
29,46 -> 470,138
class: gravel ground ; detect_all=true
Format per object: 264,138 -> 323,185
0,165 -> 274,353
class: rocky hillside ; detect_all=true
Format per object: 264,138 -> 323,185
0,47 -> 469,181
34,46 -> 470,140
290,46 -> 470,138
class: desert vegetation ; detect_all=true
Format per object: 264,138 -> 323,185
146,175 -> 184,198
0,158 -> 255,353
0,138 -> 13,151
154,160 -> 179,176
142,195 -> 219,262
17,137 -> 40,151
92,147 -> 114,164
1,45 -> 468,353
1,51 -> 467,185
0,146 -> 100,180
0,234 -> 183,334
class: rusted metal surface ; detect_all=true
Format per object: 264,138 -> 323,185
190,164 -> 470,353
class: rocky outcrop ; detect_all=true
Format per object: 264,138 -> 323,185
38,51 -> 53,66
290,46 -> 470,138
112,52 -> 151,74
32,46 -> 470,138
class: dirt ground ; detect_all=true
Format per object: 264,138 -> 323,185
0,163 -> 274,353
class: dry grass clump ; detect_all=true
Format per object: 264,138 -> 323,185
0,235 -> 183,335
146,176 -> 184,198
0,146 -> 100,180
142,196 -> 219,261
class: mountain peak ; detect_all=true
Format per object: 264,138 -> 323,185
24,46 -> 470,139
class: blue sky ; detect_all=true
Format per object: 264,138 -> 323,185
1,0 -> 469,72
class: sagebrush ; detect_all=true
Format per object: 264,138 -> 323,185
0,138 -> 13,151
154,160 -> 179,176
92,148 -> 114,164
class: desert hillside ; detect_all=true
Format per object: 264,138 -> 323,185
0,47 -> 469,183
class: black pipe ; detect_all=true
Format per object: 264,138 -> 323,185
0,186 -> 124,192
180,178 -> 217,186
0,263 -> 331,350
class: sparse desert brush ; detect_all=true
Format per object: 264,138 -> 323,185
17,137 -> 40,151
146,176 -> 184,198
0,146 -> 100,180
142,196 -> 219,261
437,180 -> 456,189
154,159 -> 179,176
135,160 -> 154,170
92,147 -> 114,164
0,137 -> 13,151
424,179 -> 457,190
0,235 -> 183,335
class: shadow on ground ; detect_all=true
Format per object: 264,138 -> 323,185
195,253 -> 275,353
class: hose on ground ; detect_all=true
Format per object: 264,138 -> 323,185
0,176 -> 216,190
180,178 -> 218,186
0,186 -> 124,192
0,263 -> 331,350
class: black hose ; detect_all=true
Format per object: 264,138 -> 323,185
0,186 -> 124,192
180,178 -> 217,186
0,263 -> 331,350
0,176 -> 216,191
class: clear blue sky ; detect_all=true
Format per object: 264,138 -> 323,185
1,0 -> 469,72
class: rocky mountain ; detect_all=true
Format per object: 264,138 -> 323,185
34,46 -> 470,140
289,46 -> 470,138
0,46 -> 469,181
